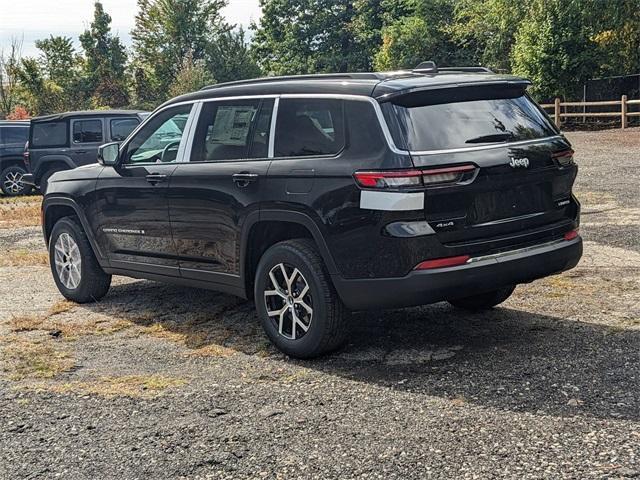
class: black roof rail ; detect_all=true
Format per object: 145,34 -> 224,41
201,72 -> 386,91
438,66 -> 494,74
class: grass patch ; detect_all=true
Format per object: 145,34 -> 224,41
0,197 -> 41,228
8,309 -> 132,339
1,337 -> 75,380
0,249 -> 48,267
24,375 -> 187,398
48,300 -> 75,316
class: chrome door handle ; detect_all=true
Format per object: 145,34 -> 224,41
232,173 -> 258,187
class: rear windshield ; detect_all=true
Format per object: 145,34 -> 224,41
31,121 -> 68,148
382,86 -> 557,151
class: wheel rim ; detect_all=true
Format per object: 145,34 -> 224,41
3,170 -> 25,194
264,263 -> 313,340
54,233 -> 82,289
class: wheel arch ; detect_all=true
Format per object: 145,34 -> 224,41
43,196 -> 107,264
34,155 -> 75,182
241,210 -> 339,299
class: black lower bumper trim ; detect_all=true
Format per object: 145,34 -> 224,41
332,237 -> 583,311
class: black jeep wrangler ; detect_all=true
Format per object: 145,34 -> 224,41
25,110 -> 147,193
41,64 -> 582,358
0,120 -> 31,196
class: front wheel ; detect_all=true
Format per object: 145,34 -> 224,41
254,239 -> 348,359
1,165 -> 33,196
448,285 -> 516,311
49,216 -> 111,303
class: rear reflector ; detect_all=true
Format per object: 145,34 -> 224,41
564,229 -> 579,241
414,255 -> 470,270
354,165 -> 476,189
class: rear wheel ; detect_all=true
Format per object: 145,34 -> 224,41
448,285 -> 516,311
254,239 -> 348,359
49,216 -> 111,303
39,167 -> 60,195
1,165 -> 33,196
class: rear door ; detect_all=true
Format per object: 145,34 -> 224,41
93,104 -> 194,275
381,85 -> 578,252
169,98 -> 275,283
70,117 -> 104,166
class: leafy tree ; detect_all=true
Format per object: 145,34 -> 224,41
16,58 -> 65,115
35,36 -> 83,109
251,0 -> 375,75
132,0 -> 229,98
168,51 -> 215,98
0,39 -> 23,118
207,27 -> 261,84
79,1 -> 129,108
511,0 -> 598,100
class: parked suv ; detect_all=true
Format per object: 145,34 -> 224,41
41,63 -> 582,358
0,120 -> 31,196
25,110 -> 147,192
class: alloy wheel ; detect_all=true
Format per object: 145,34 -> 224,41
264,263 -> 313,340
54,233 -> 82,289
3,170 -> 25,194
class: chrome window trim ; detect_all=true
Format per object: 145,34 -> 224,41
268,97 -> 279,158
178,101 -> 202,163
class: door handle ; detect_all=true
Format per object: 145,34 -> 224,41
232,173 -> 259,188
146,173 -> 168,184
74,150 -> 88,154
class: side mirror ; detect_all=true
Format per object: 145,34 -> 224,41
97,142 -> 121,166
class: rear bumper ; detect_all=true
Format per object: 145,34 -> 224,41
333,236 -> 583,311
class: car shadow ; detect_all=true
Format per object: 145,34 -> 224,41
82,279 -> 640,422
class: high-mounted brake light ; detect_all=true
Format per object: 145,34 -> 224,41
552,149 -> 575,166
414,255 -> 470,270
354,165 -> 476,189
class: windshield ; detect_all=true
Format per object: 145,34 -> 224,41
382,87 -> 557,151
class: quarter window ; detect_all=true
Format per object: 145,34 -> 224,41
191,99 -> 274,162
32,121 -> 67,148
124,105 -> 192,164
72,119 -> 103,143
274,99 -> 345,157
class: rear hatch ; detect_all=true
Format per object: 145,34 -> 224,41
380,83 -> 578,252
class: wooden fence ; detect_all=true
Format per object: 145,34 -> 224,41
540,95 -> 640,129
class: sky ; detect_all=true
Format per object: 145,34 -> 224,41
0,0 -> 263,58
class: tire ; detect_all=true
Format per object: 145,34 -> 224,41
448,285 -> 516,311
254,239 -> 348,359
49,216 -> 111,303
39,167 -> 59,195
1,165 -> 33,196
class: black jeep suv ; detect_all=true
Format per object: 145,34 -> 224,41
41,64 -> 582,358
25,110 -> 147,193
0,120 -> 31,196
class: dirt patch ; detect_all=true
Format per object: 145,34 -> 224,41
0,196 -> 41,228
0,336 -> 75,380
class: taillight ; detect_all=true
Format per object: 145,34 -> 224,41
23,141 -> 30,168
354,165 -> 477,189
552,149 -> 574,166
564,229 -> 579,241
414,255 -> 470,270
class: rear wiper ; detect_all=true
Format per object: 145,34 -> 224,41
465,132 -> 514,144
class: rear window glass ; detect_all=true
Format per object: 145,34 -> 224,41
73,119 -> 103,143
110,118 -> 140,141
32,121 -> 67,147
275,99 -> 345,157
382,88 -> 557,151
0,127 -> 28,144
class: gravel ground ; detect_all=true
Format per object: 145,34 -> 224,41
0,128 -> 639,479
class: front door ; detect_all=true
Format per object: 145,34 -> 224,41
169,98 -> 275,284
92,104 -> 194,276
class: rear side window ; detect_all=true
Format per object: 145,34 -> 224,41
382,86 -> 557,151
274,99 -> 345,157
110,118 -> 140,141
72,119 -> 103,144
0,127 -> 28,144
191,99 -> 274,162
31,121 -> 67,148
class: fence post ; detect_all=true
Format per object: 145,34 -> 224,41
621,95 -> 627,130
554,98 -> 561,127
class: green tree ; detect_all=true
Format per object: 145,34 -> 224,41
251,0 -> 377,75
207,27 -> 261,84
79,1 -> 129,108
16,58 -> 65,115
0,39 -> 23,118
132,0 -> 229,99
168,51 -> 215,98
35,36 -> 83,109
511,0 -> 598,99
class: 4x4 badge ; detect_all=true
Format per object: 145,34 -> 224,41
509,157 -> 530,168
